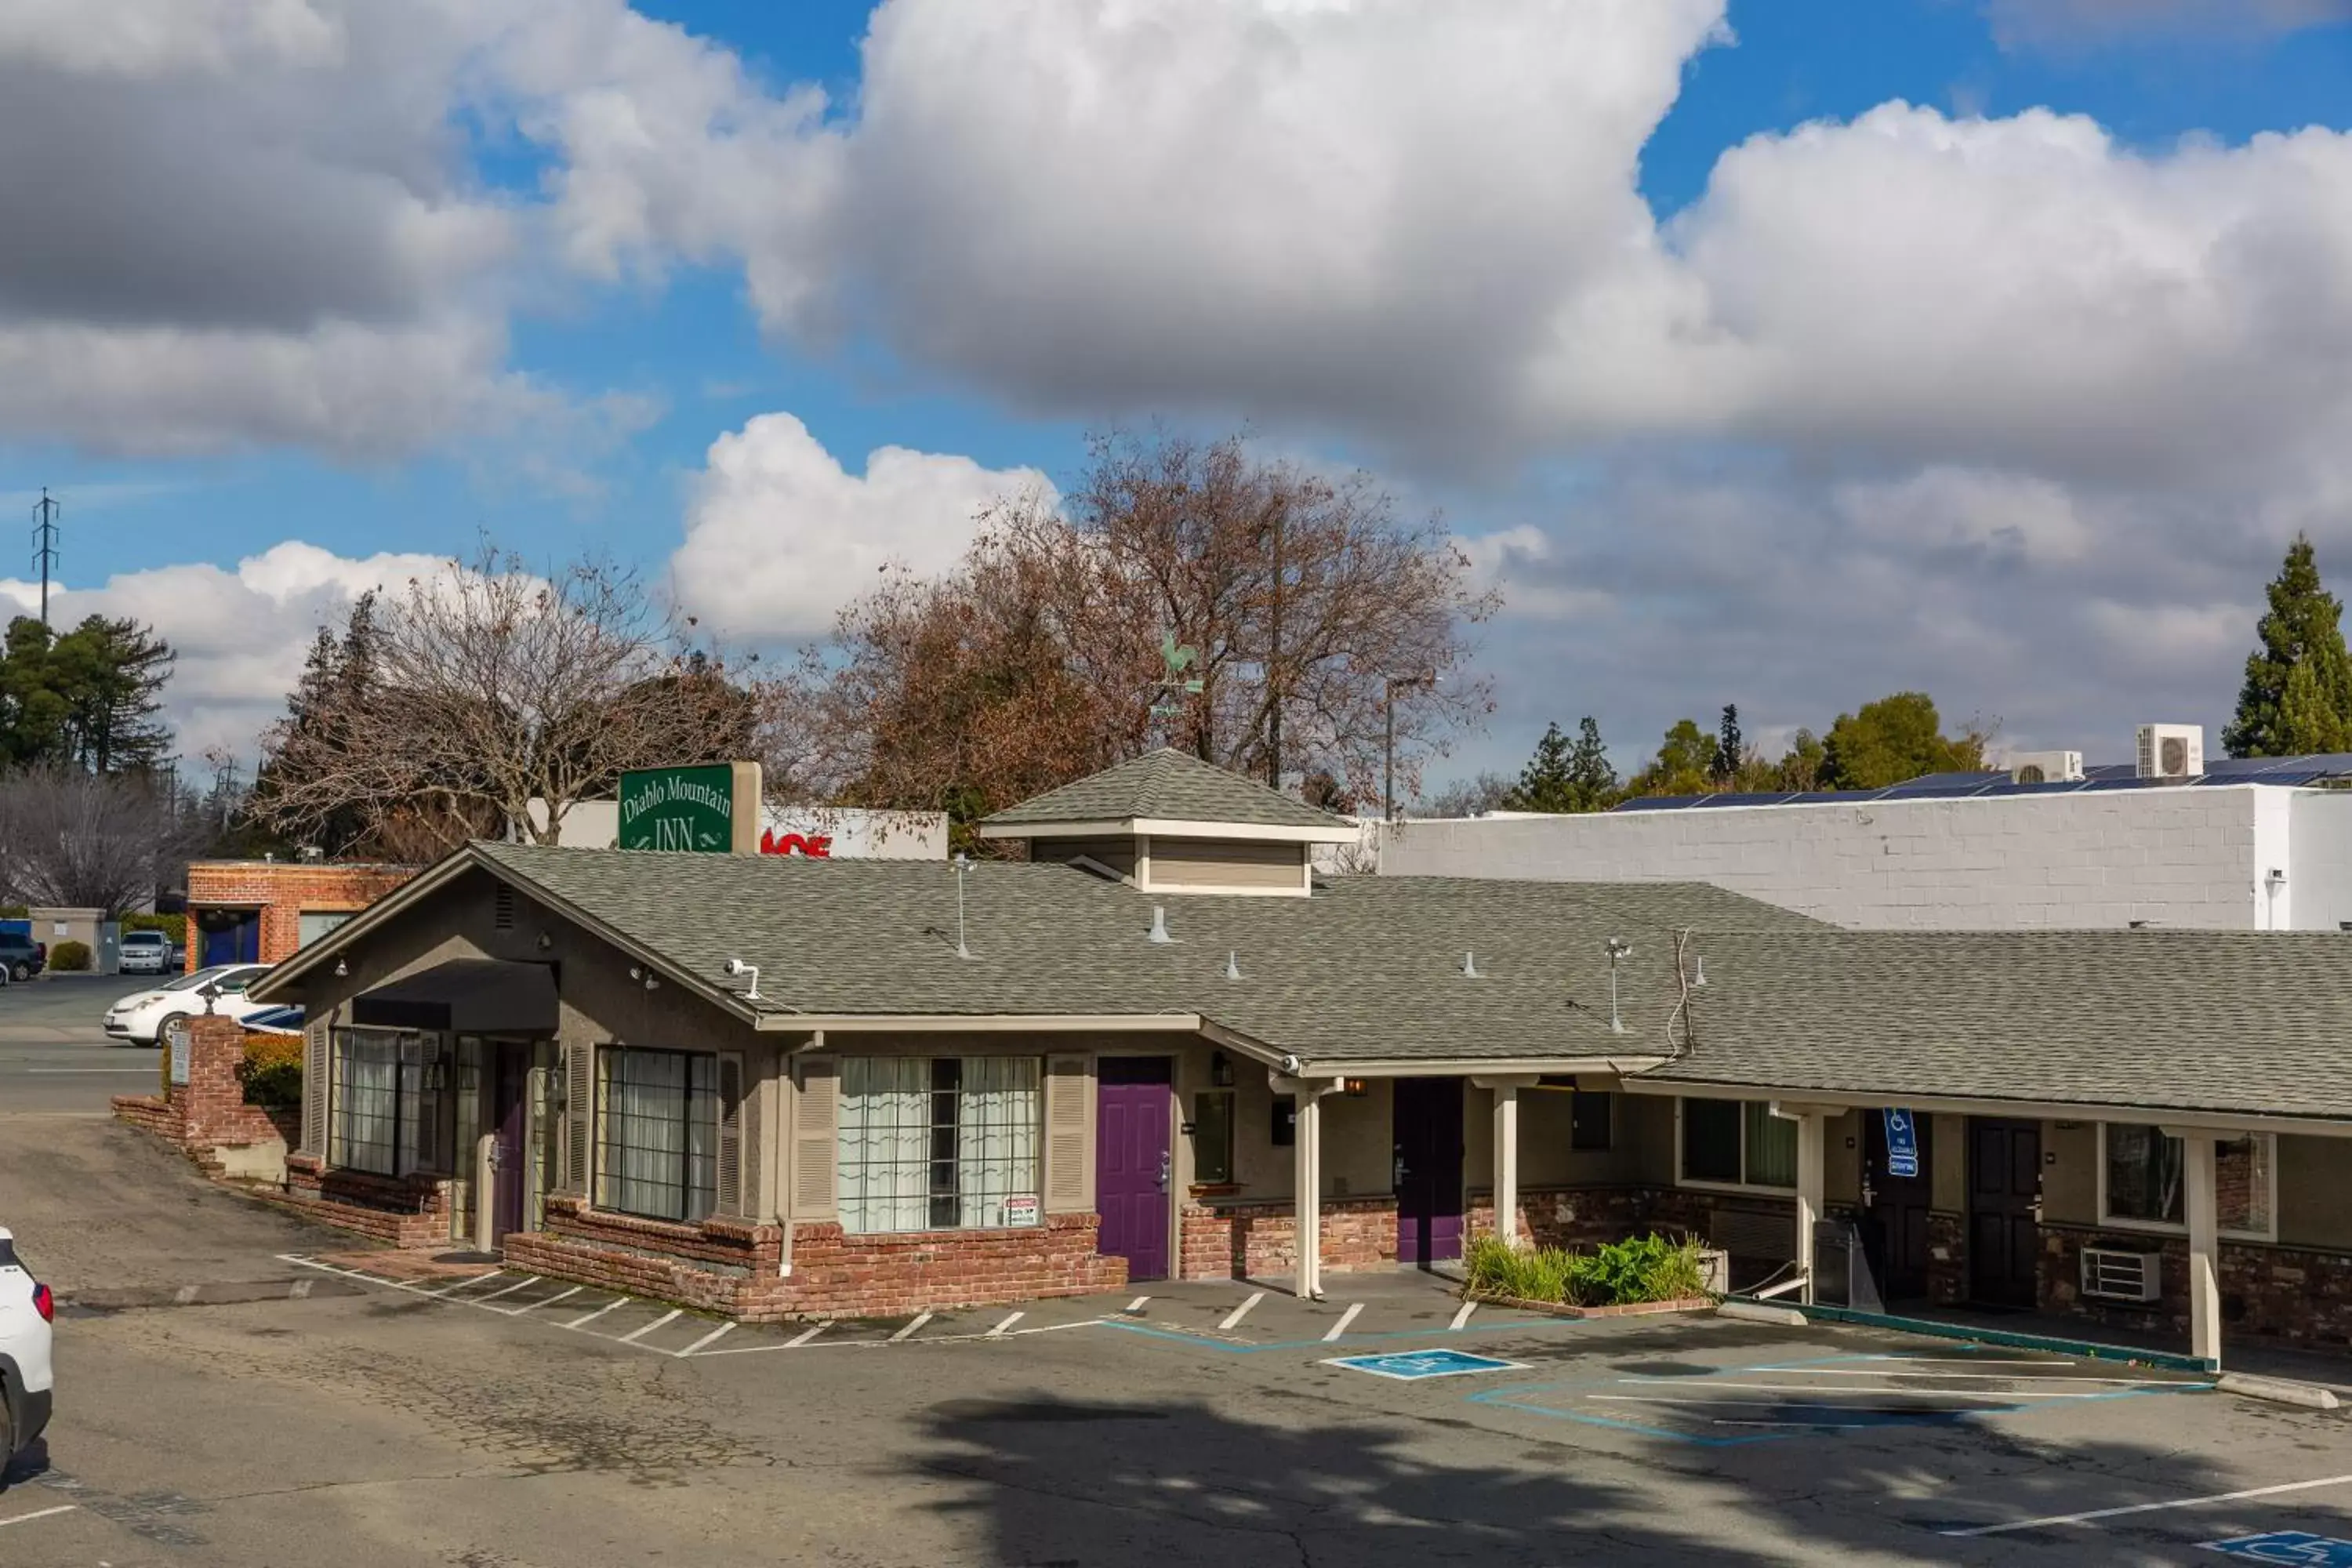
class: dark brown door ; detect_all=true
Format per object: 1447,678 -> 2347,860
1967,1118 -> 2041,1308
1393,1078 -> 1465,1265
1864,1110 -> 1934,1301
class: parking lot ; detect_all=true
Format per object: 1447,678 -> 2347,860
5,1088 -> 2352,1563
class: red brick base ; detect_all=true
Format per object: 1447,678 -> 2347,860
1179,1196 -> 1399,1280
270,1153 -> 453,1248
2040,1224 -> 2352,1351
502,1197 -> 1127,1323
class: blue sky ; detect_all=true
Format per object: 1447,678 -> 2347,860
14,0 -> 2352,784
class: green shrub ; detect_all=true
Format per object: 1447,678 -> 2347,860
238,1033 -> 304,1109
1464,1231 -> 1713,1307
48,938 -> 91,971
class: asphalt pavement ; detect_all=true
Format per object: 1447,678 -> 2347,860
0,973 -> 164,1116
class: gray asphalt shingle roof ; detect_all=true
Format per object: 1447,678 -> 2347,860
469,840 -> 1808,1065
980,748 -> 1346,831
1649,928 -> 2352,1123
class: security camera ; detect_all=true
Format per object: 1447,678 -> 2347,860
1279,1053 -> 1302,1075
724,959 -> 750,977
1605,938 -> 1634,960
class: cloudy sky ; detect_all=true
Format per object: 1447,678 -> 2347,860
9,0 -> 2352,784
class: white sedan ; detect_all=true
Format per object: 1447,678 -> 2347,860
102,964 -> 274,1046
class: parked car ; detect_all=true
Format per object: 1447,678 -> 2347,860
0,1227 -> 54,1463
0,935 -> 43,984
238,1005 -> 305,1036
118,930 -> 174,976
101,964 -> 274,1046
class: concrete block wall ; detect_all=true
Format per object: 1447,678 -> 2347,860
1377,785 -> 2332,931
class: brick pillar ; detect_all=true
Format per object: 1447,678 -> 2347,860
171,1013 -> 278,1155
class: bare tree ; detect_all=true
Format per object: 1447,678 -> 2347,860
790,431 -> 1498,833
0,766 -> 186,914
252,542 -> 765,854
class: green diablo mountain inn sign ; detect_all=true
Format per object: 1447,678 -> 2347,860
619,761 -> 762,854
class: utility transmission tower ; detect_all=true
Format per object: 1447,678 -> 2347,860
30,488 -> 60,629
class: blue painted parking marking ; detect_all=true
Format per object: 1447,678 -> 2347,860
1327,1348 -> 1526,1381
2204,1533 -> 2352,1566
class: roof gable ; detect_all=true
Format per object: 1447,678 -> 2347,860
980,749 -> 1346,833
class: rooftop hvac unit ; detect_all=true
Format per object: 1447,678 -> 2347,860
2136,724 -> 2205,781
2007,750 -> 2085,785
2081,1247 -> 2163,1303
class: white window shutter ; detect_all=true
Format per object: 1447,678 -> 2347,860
792,1058 -> 837,1219
302,1022 -> 330,1156
1044,1053 -> 1090,1212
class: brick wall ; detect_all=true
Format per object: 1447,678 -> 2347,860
1926,1210 -> 1967,1305
275,1152 -> 453,1248
111,1014 -> 289,1178
2040,1224 -> 2352,1351
503,1199 -> 1126,1323
185,860 -> 419,971
1179,1196 -> 1399,1280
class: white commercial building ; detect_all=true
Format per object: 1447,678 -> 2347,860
522,799 -> 949,859
1380,730 -> 2352,931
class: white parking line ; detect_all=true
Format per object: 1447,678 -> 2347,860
987,1312 -> 1024,1338
1591,1394 -> 2022,1412
562,1297 -> 631,1330
1618,1380 -> 2101,1400
1219,1292 -> 1265,1330
787,1323 -> 829,1347
1768,1369 -> 2184,1386
1323,1303 -> 1365,1341
677,1323 -> 738,1357
497,1285 -> 582,1317
890,1312 -> 934,1342
426,1270 -> 505,1298
619,1308 -> 683,1343
1940,1473 -> 2352,1537
1126,1296 -> 1152,1313
1450,1301 -> 1478,1331
0,1505 -> 77,1530
471,1276 -> 543,1304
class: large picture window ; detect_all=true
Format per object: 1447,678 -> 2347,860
837,1056 -> 1040,1234
596,1047 -> 719,1224
1679,1097 -> 1798,1190
2101,1125 -> 2274,1240
331,1029 -> 439,1177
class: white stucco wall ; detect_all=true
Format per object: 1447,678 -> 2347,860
522,799 -> 949,858
1376,784 -> 2334,931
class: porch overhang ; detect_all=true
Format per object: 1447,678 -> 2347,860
1621,1077 -> 2352,1140
350,959 -> 559,1036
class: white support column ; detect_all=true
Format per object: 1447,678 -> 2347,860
1794,1113 -> 1825,1306
2182,1131 -> 2223,1369
1294,1091 -> 1323,1300
1493,1084 -> 1521,1250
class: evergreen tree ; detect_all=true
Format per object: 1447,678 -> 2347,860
2223,535 -> 2352,757
1710,703 -> 1744,784
1565,716 -> 1619,810
1629,717 -> 1715,797
1502,720 -> 1577,812
0,615 -> 173,773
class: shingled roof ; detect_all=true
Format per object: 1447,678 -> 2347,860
979,748 -> 1349,833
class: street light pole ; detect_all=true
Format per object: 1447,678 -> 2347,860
1383,673 -> 1434,822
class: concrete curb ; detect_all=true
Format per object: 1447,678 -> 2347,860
2216,1372 -> 2343,1410
64,1276 -> 364,1312
1717,1300 -> 1808,1328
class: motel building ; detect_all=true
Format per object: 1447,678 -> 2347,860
251,750 -> 2352,1369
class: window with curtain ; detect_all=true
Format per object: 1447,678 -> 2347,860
331,1029 -> 437,1177
596,1047 -> 718,1224
837,1056 -> 1040,1234
2103,1125 -> 2273,1238
1680,1097 -> 1797,1189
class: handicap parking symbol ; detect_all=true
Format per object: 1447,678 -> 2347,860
1325,1348 -> 1526,1381
2205,1532 -> 2352,1566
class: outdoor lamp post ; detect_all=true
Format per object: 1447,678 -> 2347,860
1382,672 -> 1436,822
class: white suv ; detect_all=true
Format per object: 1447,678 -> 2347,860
117,930 -> 174,976
0,1227 -> 53,1465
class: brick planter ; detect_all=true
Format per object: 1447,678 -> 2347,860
273,1153 -> 452,1248
1180,1195 -> 1399,1280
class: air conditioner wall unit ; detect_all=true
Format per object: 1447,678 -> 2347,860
2136,724 -> 2205,781
2008,750 -> 2085,785
2081,1247 -> 2164,1303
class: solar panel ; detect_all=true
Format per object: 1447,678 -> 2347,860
1606,795 -> 1708,812
1690,792 -> 1802,808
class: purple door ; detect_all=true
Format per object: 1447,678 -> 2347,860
1394,1076 -> 1465,1265
491,1045 -> 530,1243
1096,1057 -> 1174,1281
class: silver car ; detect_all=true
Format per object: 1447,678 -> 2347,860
117,930 -> 174,975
